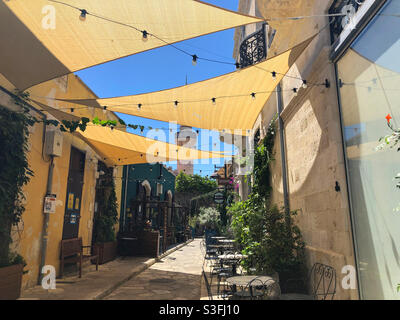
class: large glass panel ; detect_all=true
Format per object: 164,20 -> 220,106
337,0 -> 400,299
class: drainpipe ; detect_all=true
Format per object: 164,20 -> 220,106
276,83 -> 291,222
38,155 -> 54,285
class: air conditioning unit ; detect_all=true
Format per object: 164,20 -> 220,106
44,130 -> 63,157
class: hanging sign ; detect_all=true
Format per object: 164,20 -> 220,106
214,192 -> 224,204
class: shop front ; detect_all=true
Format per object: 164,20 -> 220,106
333,0 -> 400,299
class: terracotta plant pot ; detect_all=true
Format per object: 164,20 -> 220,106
0,264 -> 23,300
93,242 -> 117,264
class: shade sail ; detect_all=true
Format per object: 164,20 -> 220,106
55,36 -> 313,133
1,0 -> 263,90
74,125 -> 228,166
255,0 -> 330,58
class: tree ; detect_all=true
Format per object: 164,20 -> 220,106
175,172 -> 218,194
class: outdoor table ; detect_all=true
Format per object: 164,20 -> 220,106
217,239 -> 235,243
208,244 -> 234,254
226,275 -> 276,298
218,254 -> 247,275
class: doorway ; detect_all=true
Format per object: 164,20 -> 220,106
62,147 -> 85,239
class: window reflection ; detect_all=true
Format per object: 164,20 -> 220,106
337,0 -> 400,300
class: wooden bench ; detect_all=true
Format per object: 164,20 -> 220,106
60,237 -> 99,278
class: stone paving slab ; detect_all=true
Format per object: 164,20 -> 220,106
19,240 -> 193,300
105,239 -> 205,300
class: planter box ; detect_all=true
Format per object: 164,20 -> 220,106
0,264 -> 23,300
93,242 -> 117,264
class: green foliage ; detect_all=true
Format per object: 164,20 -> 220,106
228,118 -> 306,286
0,105 -> 34,266
229,199 -> 306,279
197,207 -> 221,231
92,167 -> 118,243
175,172 -> 218,194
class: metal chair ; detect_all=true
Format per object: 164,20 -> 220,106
202,270 -> 213,300
280,263 -> 336,300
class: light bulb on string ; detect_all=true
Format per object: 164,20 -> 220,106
271,71 -> 277,79
142,30 -> 148,42
192,55 -> 197,66
79,9 -> 87,21
137,103 -> 142,111
103,106 -> 107,114
292,88 -> 298,96
174,101 -> 179,108
251,92 -> 256,100
302,80 -> 307,88
211,98 -> 216,106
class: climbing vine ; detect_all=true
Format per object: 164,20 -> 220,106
0,104 -> 33,267
228,118 -> 306,292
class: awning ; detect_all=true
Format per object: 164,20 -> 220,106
52,36 -> 313,133
0,0 -> 263,90
74,125 -> 228,166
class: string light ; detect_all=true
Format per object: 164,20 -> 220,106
302,80 -> 308,89
211,97 -> 216,105
292,88 -> 298,96
271,71 -> 277,79
137,103 -> 142,110
142,30 -> 148,42
192,55 -> 198,66
251,92 -> 256,100
79,9 -> 87,21
174,101 -> 179,108
103,106 -> 107,114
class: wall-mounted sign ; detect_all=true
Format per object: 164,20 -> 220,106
44,194 -> 57,214
70,213 -> 77,224
67,193 -> 74,209
214,192 -> 224,204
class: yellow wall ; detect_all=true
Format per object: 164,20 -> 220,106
1,74 -> 123,290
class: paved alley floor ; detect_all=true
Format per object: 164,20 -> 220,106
19,239 -> 203,300
104,238 -> 205,300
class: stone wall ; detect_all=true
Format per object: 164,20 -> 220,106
269,47 -> 358,300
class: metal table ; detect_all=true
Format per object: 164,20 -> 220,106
218,254 -> 247,275
226,275 -> 273,287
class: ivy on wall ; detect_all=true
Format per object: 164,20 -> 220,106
0,104 -> 33,267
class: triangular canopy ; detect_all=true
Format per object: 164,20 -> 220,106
55,36 -> 313,133
75,125 -> 228,166
0,0 -> 262,90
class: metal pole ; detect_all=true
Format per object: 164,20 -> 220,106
276,83 -> 290,220
38,155 -> 54,285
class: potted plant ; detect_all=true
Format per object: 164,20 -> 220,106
0,253 -> 27,300
0,104 -> 33,299
92,165 -> 119,264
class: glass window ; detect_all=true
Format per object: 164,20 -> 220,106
337,0 -> 400,299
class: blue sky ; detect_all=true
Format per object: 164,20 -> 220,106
75,0 -> 239,176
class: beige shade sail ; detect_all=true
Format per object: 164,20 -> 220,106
0,0 -> 263,90
54,36 -> 313,133
74,125 -> 228,166
255,0 -> 331,58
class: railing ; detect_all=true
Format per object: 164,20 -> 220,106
329,0 -> 367,43
239,24 -> 267,68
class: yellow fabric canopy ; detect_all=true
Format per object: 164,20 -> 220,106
1,0 -> 262,90
74,125 -> 228,166
256,0 -> 330,58
56,36 -> 313,133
